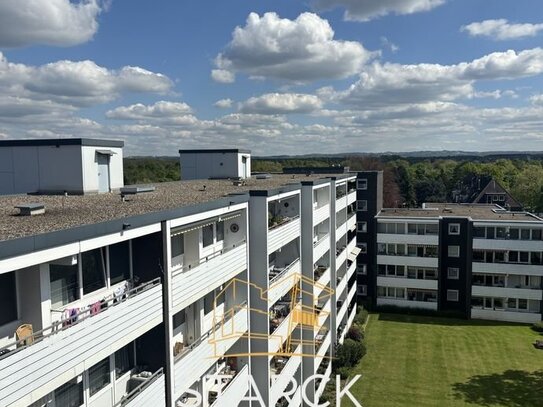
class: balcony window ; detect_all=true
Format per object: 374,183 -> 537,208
507,298 -> 517,309
532,229 -> 542,240
508,251 -> 518,262
408,224 -> 417,234
494,251 -> 505,263
396,288 -> 405,298
216,221 -> 225,242
520,251 -> 529,263
359,243 -> 367,254
0,272 -> 17,326
447,267 -> 459,280
519,299 -> 528,310
521,229 -> 530,240
531,252 -> 542,265
50,263 -> 79,308
171,233 -> 185,268
89,357 -> 111,397
447,290 -> 459,302
448,224 -> 460,235
109,241 -> 131,285
426,224 -> 438,235
115,343 -> 135,377
202,224 -> 214,247
509,228 -> 519,240
448,245 -> 460,258
473,227 -> 485,238
496,227 -> 507,239
82,248 -> 106,295
494,298 -> 504,309
54,378 -> 83,407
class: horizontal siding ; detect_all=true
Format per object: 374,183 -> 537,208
313,237 -> 330,264
377,276 -> 438,290
268,260 -> 300,306
471,285 -> 542,300
123,373 -> 166,407
314,204 -> 330,226
211,365 -> 249,407
269,345 -> 302,406
268,218 -> 301,253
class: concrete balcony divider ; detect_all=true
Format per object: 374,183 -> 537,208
172,242 -> 247,313
270,345 -> 302,405
120,369 -> 166,407
268,217 -> 301,253
314,204 -> 330,226
0,279 -> 163,407
472,285 -> 543,301
268,260 -> 301,306
210,365 -> 250,407
173,307 -> 248,399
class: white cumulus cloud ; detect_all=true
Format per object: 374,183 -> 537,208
239,93 -> 322,114
214,99 -> 234,108
212,12 -> 375,83
461,19 -> 543,40
314,0 -> 445,22
106,101 -> 193,120
0,0 -> 104,47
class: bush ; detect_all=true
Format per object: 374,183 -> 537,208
336,366 -> 352,380
335,338 -> 366,369
354,308 -> 369,326
532,321 -> 543,333
346,325 -> 364,342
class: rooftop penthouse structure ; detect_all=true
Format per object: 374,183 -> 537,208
0,142 -> 359,407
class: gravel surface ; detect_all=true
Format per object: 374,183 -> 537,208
0,174 -> 342,241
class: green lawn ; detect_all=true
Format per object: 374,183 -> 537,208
344,313 -> 543,407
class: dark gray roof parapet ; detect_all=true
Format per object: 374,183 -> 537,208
0,138 -> 124,148
179,149 -> 251,154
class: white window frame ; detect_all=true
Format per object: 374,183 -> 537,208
447,289 -> 459,302
448,245 -> 460,258
357,222 -> 368,233
447,267 -> 459,280
448,223 -> 460,235
357,264 -> 367,275
358,285 -> 367,296
357,179 -> 368,190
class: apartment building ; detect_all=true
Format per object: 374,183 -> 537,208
356,171 -> 543,324
0,141 -> 359,407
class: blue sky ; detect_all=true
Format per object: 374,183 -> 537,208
1,0 -> 543,155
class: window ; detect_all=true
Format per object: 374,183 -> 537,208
407,224 -> 417,235
447,290 -> 459,302
518,298 -> 528,310
357,200 -> 368,211
532,229 -> 542,240
171,233 -> 184,267
81,249 -> 106,295
50,262 -> 79,308
496,227 -> 506,239
447,267 -> 459,280
202,224 -> 214,247
204,291 -> 214,314
508,251 -> 518,262
509,228 -> 519,240
216,221 -> 225,242
377,286 -> 386,297
54,378 -> 83,407
357,179 -> 368,190
448,223 -> 460,235
425,224 -> 438,235
519,251 -> 529,263
473,227 -> 486,238
173,310 -> 186,328
109,241 -> 130,285
0,272 -> 17,326
89,357 -> 111,397
358,285 -> 367,296
358,243 -> 368,254
357,264 -> 367,275
521,229 -> 530,240
396,288 -> 405,298
115,343 -> 135,377
448,245 -> 460,258
357,222 -> 367,233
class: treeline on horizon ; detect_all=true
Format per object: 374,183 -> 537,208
123,155 -> 543,212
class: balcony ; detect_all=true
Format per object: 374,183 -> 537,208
269,305 -> 298,355
172,242 -> 247,313
0,279 -> 163,407
377,297 -> 438,310
473,238 -> 543,252
210,364 -> 249,407
314,204 -> 330,226
313,235 -> 330,264
472,285 -> 542,301
377,233 -> 439,246
270,344 -> 302,406
314,267 -> 331,298
346,259 -> 357,280
337,298 -> 349,323
336,196 -> 347,212
347,190 -> 356,205
315,362 -> 332,400
315,331 -> 331,372
347,280 -> 357,304
472,262 -> 543,277
173,306 -> 248,399
347,212 -> 356,232
471,308 -> 542,324
377,276 -> 438,290
268,259 -> 301,306
336,221 -> 348,242
117,368 -> 166,407
377,255 -> 439,268
336,247 -> 347,269
268,217 -> 301,253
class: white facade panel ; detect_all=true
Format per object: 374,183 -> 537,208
123,373 -> 166,407
473,238 -> 543,252
347,190 -> 356,205
472,262 -> 543,277
472,285 -> 543,301
210,365 -> 249,407
268,218 -> 301,253
270,345 -> 302,406
377,233 -> 439,246
471,308 -> 541,324
180,152 -> 251,180
314,204 -> 330,226
313,236 -> 329,264
377,276 -> 438,290
377,298 -> 438,310
377,255 -> 439,268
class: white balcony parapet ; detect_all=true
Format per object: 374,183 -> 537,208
0,279 -> 163,407
268,259 -> 301,306
377,298 -> 438,310
210,364 -> 250,407
347,213 -> 356,232
337,298 -> 349,324
289,388 -> 302,407
268,217 -> 301,253
346,304 -> 357,332
269,308 -> 298,355
473,238 -> 543,252
472,285 -> 543,301
377,276 -> 438,290
315,362 -> 332,400
347,281 -> 357,304
471,308 -> 541,324
173,306 -> 248,399
270,345 -> 302,406
313,235 -> 330,264
347,190 -> 356,205
314,267 -> 331,298
336,276 -> 348,299
336,248 -> 347,270
472,262 -> 543,277
315,331 -> 331,372
377,255 -> 439,269
314,204 -> 330,226
346,260 -> 356,280
336,222 -> 348,242
336,196 -> 347,212
172,242 -> 247,313
117,368 -> 166,407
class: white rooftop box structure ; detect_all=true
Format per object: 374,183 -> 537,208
179,149 -> 251,180
0,138 -> 124,195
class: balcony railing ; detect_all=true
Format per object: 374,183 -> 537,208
172,240 -> 246,275
114,368 -> 165,407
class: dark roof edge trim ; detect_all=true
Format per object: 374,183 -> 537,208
179,149 -> 251,154
0,138 -> 124,148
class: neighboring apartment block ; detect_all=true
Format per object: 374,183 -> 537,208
356,171 -> 543,324
0,141 -> 359,407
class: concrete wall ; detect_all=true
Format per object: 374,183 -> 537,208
180,152 -> 250,180
81,146 -> 124,193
